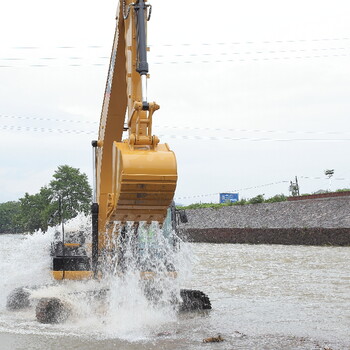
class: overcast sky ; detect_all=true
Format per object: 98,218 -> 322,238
1,0 -> 349,205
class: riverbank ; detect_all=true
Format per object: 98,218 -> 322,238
179,196 -> 350,245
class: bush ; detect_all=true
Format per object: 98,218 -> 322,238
248,194 -> 265,204
265,194 -> 287,203
233,199 -> 247,206
336,188 -> 350,192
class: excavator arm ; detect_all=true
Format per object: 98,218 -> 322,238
92,0 -> 177,270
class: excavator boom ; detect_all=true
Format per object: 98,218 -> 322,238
93,0 -> 177,254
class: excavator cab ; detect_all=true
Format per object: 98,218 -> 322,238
50,202 -> 182,281
119,203 -> 181,274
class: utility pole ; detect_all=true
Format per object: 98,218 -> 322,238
289,176 -> 300,196
324,169 -> 334,192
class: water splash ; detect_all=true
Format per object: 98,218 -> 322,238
93,221 -> 191,339
0,213 -> 193,340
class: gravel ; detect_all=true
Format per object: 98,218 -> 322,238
180,196 -> 350,229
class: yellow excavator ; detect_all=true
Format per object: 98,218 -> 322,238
7,0 -> 210,323
51,0 -> 178,282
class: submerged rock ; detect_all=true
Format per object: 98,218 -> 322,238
6,287 -> 31,310
203,335 -> 224,343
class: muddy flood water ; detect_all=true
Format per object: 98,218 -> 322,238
0,231 -> 349,350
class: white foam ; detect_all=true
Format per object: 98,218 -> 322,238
0,214 -> 193,341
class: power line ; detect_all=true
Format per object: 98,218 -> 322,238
0,114 -> 97,125
7,37 -> 350,50
2,124 -> 349,142
0,56 -> 109,61
11,46 -> 104,50
2,46 -> 349,61
175,181 -> 290,200
1,52 -> 349,68
2,40 -> 350,68
155,125 -> 350,136
152,37 -> 350,47
300,175 -> 347,181
1,125 -> 96,135
161,134 -> 350,142
153,46 -> 350,58
2,114 -> 349,136
0,63 -> 106,68
175,177 -> 349,201
154,52 -> 350,65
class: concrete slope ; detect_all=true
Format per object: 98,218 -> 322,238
181,196 -> 350,229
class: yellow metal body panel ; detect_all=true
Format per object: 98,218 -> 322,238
96,1 -> 177,249
109,142 -> 177,222
64,243 -> 80,247
140,271 -> 178,280
52,271 -> 93,280
52,270 -> 176,281
97,2 -> 127,244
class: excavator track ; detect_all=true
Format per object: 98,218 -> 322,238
179,289 -> 212,311
36,298 -> 71,324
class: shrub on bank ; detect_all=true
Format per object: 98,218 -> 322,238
178,193 -> 287,209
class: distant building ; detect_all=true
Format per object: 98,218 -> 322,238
219,193 -> 239,204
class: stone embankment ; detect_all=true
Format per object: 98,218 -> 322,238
179,196 -> 350,246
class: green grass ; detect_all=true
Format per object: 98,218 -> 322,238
177,193 -> 287,209
177,188 -> 350,210
336,188 -> 350,192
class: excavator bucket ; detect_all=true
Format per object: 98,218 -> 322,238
108,142 -> 177,223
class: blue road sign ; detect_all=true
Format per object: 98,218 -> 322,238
219,193 -> 239,203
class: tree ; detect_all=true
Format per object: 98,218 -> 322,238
19,186 -> 53,232
0,201 -> 23,233
49,165 -> 92,223
5,165 -> 93,233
